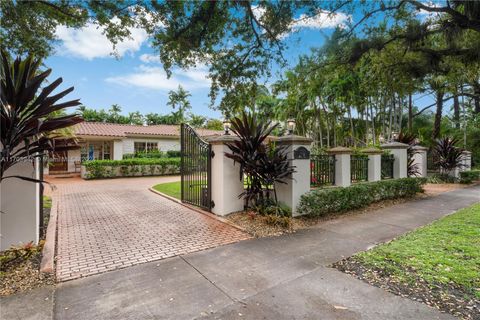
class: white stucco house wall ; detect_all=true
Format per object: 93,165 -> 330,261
47,122 -> 222,174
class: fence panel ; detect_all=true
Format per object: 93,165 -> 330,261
310,155 -> 335,187
427,152 -> 440,172
351,155 -> 368,183
381,154 -> 395,179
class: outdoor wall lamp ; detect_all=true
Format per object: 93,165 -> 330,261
223,119 -> 231,135
392,131 -> 399,141
287,118 -> 296,135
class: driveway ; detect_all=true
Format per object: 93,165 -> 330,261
50,176 -> 250,281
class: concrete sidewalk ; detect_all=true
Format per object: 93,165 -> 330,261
2,185 -> 479,319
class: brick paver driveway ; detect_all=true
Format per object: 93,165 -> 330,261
50,176 -> 250,281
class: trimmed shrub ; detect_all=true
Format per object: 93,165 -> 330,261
459,170 -> 480,184
427,173 -> 457,184
82,158 -> 180,179
298,177 -> 427,217
166,150 -> 182,158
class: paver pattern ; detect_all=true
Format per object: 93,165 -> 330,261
52,176 -> 250,281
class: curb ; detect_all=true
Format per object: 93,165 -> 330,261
148,187 -> 250,234
40,195 -> 57,274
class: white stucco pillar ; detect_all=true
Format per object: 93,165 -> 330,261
0,161 -> 39,251
461,150 -> 472,171
206,135 -> 245,216
274,135 -> 313,217
381,142 -> 409,179
113,140 -> 123,160
412,145 -> 428,177
363,148 -> 382,182
327,147 -> 352,187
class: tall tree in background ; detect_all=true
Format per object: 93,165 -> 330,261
167,85 -> 192,124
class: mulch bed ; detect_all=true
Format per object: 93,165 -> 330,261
333,258 -> 480,320
0,205 -> 54,296
227,194 -> 430,238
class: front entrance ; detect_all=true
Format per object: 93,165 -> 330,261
180,123 -> 213,211
49,151 -> 68,172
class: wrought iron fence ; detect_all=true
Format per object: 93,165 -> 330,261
310,155 -> 335,187
351,155 -> 369,183
381,154 -> 395,179
427,152 -> 440,172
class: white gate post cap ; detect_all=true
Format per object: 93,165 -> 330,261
412,145 -> 428,151
275,135 -> 313,145
327,146 -> 352,155
205,135 -> 239,145
362,147 -> 382,155
380,142 -> 409,149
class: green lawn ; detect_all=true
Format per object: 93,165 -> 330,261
153,181 -> 181,200
354,202 -> 480,299
43,195 -> 52,209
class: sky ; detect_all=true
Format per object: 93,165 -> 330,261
44,5 -> 437,120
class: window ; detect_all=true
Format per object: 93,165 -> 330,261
134,142 -> 145,153
146,142 -> 157,152
134,142 -> 158,153
80,144 -> 88,162
103,142 -> 111,160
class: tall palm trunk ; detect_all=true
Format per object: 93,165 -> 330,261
407,93 -> 413,132
432,90 -> 444,140
453,91 -> 460,129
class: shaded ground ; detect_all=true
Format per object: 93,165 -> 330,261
47,185 -> 480,319
334,202 -> 480,320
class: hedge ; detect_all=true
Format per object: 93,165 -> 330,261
459,170 -> 480,184
297,177 -> 427,217
82,158 -> 181,179
123,150 -> 181,159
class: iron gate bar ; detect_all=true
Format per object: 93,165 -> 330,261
180,123 -> 212,211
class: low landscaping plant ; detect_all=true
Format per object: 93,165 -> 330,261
82,158 -> 180,179
432,137 -> 464,175
426,173 -> 458,184
459,169 -> 480,184
123,150 -> 181,159
335,202 -> 480,319
225,112 -> 295,212
298,177 -> 427,217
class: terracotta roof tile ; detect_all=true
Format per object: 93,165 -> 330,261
73,122 -> 222,138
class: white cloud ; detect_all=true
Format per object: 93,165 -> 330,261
250,6 -> 350,39
105,64 -> 210,91
55,20 -> 148,60
292,10 -> 350,30
139,53 -> 161,63
416,2 -> 442,21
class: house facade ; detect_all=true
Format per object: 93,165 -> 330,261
47,122 -> 221,174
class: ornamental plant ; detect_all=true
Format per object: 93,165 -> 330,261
0,50 -> 82,182
433,137 -> 465,174
225,112 -> 295,212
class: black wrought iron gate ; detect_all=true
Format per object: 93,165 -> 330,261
180,123 -> 213,211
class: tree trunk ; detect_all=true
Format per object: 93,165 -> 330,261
408,93 -> 413,132
432,90 -> 444,141
453,91 -> 460,129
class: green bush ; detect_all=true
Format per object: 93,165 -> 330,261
166,150 -> 181,158
427,173 -> 457,184
82,158 -> 181,179
83,158 -> 180,167
459,170 -> 480,184
298,177 -> 427,217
